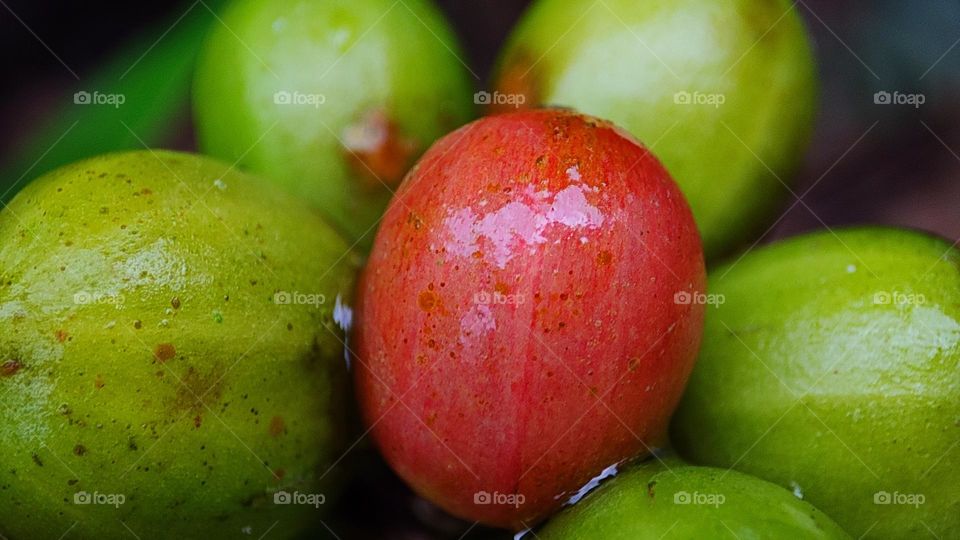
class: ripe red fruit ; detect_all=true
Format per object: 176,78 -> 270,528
355,109 -> 705,529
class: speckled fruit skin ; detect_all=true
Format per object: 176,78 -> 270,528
193,0 -> 475,249
0,151 -> 358,539
538,458 -> 851,539
355,110 -> 706,529
672,228 -> 960,539
493,0 -> 817,260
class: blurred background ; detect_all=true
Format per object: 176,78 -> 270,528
1,0 -> 959,538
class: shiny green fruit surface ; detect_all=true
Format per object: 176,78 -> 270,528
194,0 -> 475,249
494,0 -> 817,260
0,151 -> 358,539
538,459 -> 850,539
672,227 -> 960,538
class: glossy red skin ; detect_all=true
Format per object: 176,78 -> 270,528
355,110 -> 705,529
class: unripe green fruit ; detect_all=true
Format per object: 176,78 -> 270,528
672,228 -> 960,538
493,0 -> 818,260
0,151 -> 358,539
537,459 -> 850,539
194,0 -> 476,249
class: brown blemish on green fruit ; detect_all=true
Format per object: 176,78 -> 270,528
55,329 -> 69,343
73,444 -> 87,457
342,108 -> 418,189
153,343 -> 176,363
1,359 -> 22,377
172,365 -> 226,416
492,50 -> 539,115
269,416 -> 285,437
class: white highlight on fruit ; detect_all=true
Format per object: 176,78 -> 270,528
117,238 -> 190,291
790,480 -> 804,499
459,304 -> 496,346
334,294 -> 354,369
565,462 -> 620,506
443,184 -> 604,269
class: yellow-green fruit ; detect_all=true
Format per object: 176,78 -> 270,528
538,459 -> 850,539
0,151 -> 358,539
494,0 -> 818,260
672,228 -> 960,538
194,0 -> 476,249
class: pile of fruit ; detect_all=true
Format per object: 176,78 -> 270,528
0,0 -> 956,538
